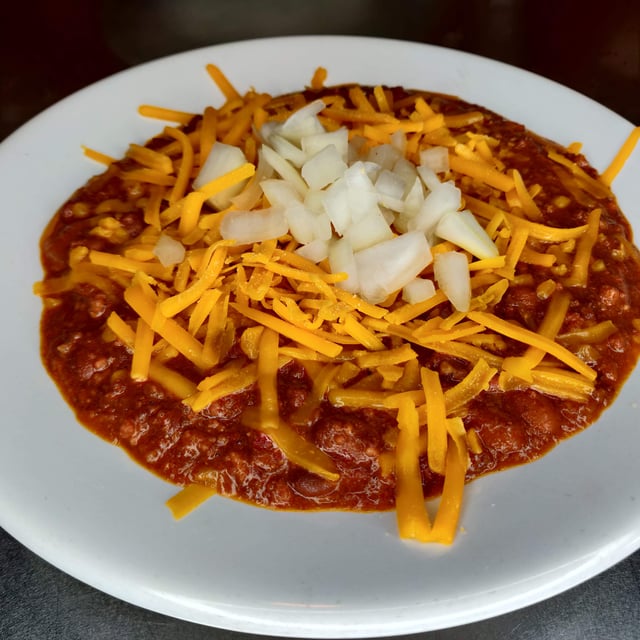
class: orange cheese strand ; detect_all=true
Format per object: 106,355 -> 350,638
429,438 -> 467,545
241,407 -> 340,481
310,67 -> 328,90
420,367 -> 448,475
601,126 -> 640,186
130,317 -> 154,381
166,484 -> 217,520
443,358 -> 496,414
126,144 -> 174,174
395,396 -> 432,542
230,302 -> 343,358
138,105 -> 196,125
468,310 -> 596,381
206,63 -> 241,101
164,126 -> 194,204
257,327 -> 280,430
502,291 -> 571,382
564,208 -> 601,287
82,146 -> 115,165
148,361 -> 198,399
449,154 -> 515,192
124,283 -> 209,370
263,419 -> 340,482
291,364 -> 339,425
511,169 -> 542,221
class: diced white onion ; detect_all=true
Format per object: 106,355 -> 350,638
347,136 -> 366,164
343,207 -> 394,252
344,162 -> 379,222
261,145 -> 308,197
242,100 -> 497,308
295,238 -> 329,263
301,128 -> 349,162
260,178 -> 302,208
355,231 -> 432,304
321,178 -> 352,235
434,251 -> 471,312
402,277 -> 436,304
301,145 -> 348,190
193,142 -> 249,210
220,207 -> 288,244
279,99 -> 326,144
284,202 -> 318,245
409,181 -> 462,235
375,169 -> 406,201
153,233 -> 186,267
230,149 -> 274,210
304,189 -> 325,214
310,209 -> 333,242
268,133 -> 308,168
367,143 -> 401,171
390,130 -> 407,153
417,165 -> 443,192
420,146 -> 450,174
328,237 -> 360,293
393,156 -> 419,191
435,209 -> 499,259
375,169 -> 407,212
403,176 -> 425,216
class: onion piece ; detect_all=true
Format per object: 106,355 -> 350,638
393,156 -> 419,191
343,162 -> 379,222
301,128 -> 349,162
153,233 -> 186,267
304,189 -> 325,214
404,176 -> 426,214
402,277 -> 436,304
261,145 -> 308,198
417,165 -> 443,192
321,178 -> 352,235
375,169 -> 406,212
434,251 -> 471,312
220,207 -> 288,244
355,231 -> 432,304
295,238 -> 329,263
435,209 -> 499,259
390,129 -> 407,153
420,146 -> 449,174
328,237 -> 360,293
278,99 -> 326,144
284,202 -> 319,245
367,143 -> 402,171
230,149 -> 274,210
343,207 -> 394,252
301,144 -> 348,190
260,178 -> 302,208
310,209 -> 333,242
268,133 -> 308,168
193,142 -> 249,210
409,180 -> 462,235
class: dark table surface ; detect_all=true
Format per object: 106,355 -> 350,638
2,1 -> 639,638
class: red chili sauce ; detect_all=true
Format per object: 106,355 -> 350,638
38,88 -> 640,511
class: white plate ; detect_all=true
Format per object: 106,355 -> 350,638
1,36 -> 639,638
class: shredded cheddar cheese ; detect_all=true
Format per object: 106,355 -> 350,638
34,64 -> 640,546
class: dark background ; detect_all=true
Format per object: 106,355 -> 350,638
2,1 -> 639,638
2,0 -> 639,140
